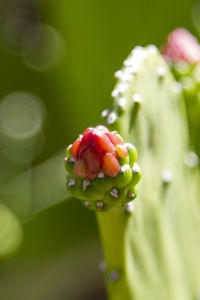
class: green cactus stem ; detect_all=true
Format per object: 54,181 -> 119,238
98,45 -> 193,300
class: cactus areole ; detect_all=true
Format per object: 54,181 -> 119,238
65,125 -> 141,211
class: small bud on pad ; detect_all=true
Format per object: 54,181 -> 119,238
65,125 -> 141,211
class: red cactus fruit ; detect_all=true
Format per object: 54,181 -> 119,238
116,144 -> 128,158
101,153 -> 120,177
81,147 -> 100,180
70,126 -> 128,180
161,28 -> 200,64
107,131 -> 123,146
70,138 -> 81,159
73,159 -> 87,178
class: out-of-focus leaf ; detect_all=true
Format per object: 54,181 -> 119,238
0,151 -> 69,222
0,203 -> 22,258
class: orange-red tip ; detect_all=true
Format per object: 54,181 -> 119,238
70,126 -> 125,180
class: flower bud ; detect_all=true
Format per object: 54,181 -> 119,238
65,125 -> 141,211
161,28 -> 200,64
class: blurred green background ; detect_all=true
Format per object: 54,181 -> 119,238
0,0 -> 198,299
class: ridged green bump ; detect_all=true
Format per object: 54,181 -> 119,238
65,143 -> 141,212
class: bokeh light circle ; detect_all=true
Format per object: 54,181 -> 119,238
0,204 -> 23,258
22,24 -> 65,71
0,92 -> 46,163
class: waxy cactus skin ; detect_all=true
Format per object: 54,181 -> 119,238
65,126 -> 141,211
99,45 -> 192,300
64,43 -> 198,300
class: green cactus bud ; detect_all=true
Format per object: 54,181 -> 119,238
125,143 -> 137,167
65,125 -> 141,211
65,156 -> 75,176
114,164 -> 132,188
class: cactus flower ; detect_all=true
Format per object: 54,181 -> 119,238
65,125 -> 141,211
161,28 -> 200,64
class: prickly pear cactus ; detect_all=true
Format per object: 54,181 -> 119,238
65,126 -> 141,211
103,45 -> 188,194
98,45 -> 200,300
65,43 -> 200,300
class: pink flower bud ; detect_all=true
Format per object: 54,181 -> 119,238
161,28 -> 200,64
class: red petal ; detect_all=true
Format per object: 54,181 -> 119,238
78,144 -> 88,159
107,132 -> 123,146
71,139 -> 82,159
73,159 -> 87,178
116,144 -> 128,158
82,146 -> 100,180
82,127 -> 95,146
93,131 -> 115,153
95,125 -> 110,133
101,153 -> 120,177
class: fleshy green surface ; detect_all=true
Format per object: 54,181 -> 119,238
171,61 -> 200,162
98,46 -> 200,300
65,143 -> 141,211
